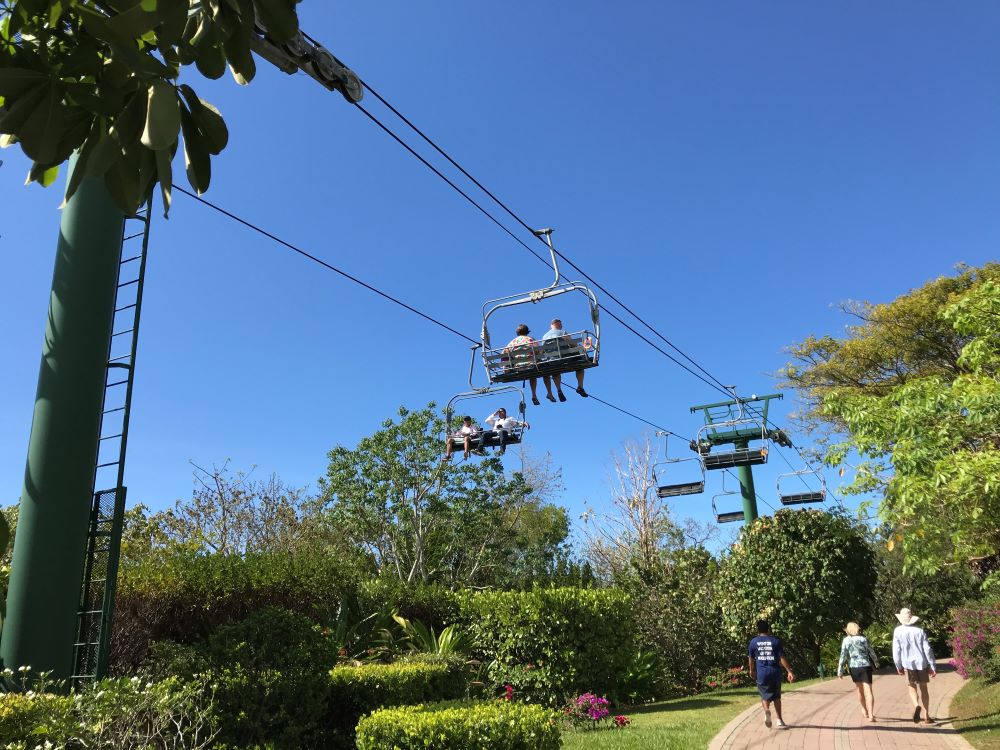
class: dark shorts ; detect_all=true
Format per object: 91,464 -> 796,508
757,675 -> 781,702
849,666 -> 873,684
905,668 -> 930,685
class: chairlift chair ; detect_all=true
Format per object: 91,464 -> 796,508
777,468 -> 826,506
444,384 -> 527,455
695,418 -> 769,470
480,229 -> 600,385
712,491 -> 744,524
651,432 -> 705,498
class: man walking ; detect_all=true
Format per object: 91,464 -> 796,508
892,607 -> 936,725
748,620 -> 795,729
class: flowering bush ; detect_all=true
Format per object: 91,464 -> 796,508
950,601 -> 1000,681
561,693 -> 629,730
703,665 -> 753,691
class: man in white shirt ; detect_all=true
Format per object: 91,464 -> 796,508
892,608 -> 936,725
443,416 -> 481,461
484,407 -> 530,455
540,318 -> 588,400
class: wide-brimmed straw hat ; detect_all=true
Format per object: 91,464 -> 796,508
895,608 -> 919,626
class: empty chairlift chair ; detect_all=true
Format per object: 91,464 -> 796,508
777,469 -> 826,506
712,489 -> 744,524
480,229 -> 600,386
694,418 -> 770,471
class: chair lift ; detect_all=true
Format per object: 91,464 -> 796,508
694,417 -> 770,471
480,229 -> 600,385
777,468 -> 826,506
652,432 -> 705,498
445,347 -> 528,457
712,477 -> 744,523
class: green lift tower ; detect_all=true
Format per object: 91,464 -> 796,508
689,393 -> 792,524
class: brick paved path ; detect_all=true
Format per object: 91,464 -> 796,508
708,661 -> 974,750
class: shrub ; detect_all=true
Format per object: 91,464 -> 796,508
0,691 -> 76,747
459,587 -> 634,704
950,601 -> 1000,680
205,607 -> 338,749
355,701 -> 560,750
327,661 -> 467,743
702,664 -> 754,691
113,549 -> 360,673
0,675 -> 216,749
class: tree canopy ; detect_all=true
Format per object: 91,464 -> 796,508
317,405 -> 571,588
0,0 -> 302,213
782,264 -> 1000,572
717,509 -> 876,670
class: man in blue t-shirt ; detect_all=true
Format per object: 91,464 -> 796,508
748,620 -> 795,729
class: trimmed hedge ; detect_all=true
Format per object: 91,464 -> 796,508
355,701 -> 560,750
460,587 -> 634,704
327,661 -> 466,742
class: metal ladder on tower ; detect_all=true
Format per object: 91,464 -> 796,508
70,202 -> 152,686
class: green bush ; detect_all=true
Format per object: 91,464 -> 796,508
459,587 -> 635,704
355,701 -> 560,750
113,549 -> 360,673
205,607 -> 338,750
0,675 -> 216,749
0,691 -> 76,747
327,661 -> 467,744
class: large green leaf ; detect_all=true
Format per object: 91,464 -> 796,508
255,0 -> 299,43
179,103 -> 210,193
18,83 -> 66,163
140,79 -> 179,150
0,79 -> 48,135
178,84 -> 227,154
0,67 -> 48,98
154,141 -> 172,214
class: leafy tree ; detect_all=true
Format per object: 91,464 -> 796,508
717,509 -> 877,672
318,405 -> 568,588
782,264 -> 1000,571
623,547 -> 738,695
0,0 -> 302,213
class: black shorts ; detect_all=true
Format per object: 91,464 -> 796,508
849,666 -> 873,684
757,676 -> 781,702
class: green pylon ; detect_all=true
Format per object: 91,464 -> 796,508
2,164 -> 124,681
734,446 -> 759,524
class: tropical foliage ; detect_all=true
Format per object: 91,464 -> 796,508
0,0 -> 301,213
717,509 -> 877,672
782,264 -> 1000,571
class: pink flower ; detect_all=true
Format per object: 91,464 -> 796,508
614,715 -> 630,727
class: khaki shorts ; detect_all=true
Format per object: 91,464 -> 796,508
905,668 -> 930,685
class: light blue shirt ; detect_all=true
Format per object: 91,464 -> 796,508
542,327 -> 565,340
892,624 -> 936,672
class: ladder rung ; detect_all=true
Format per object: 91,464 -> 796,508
115,303 -> 137,313
103,406 -> 125,415
111,329 -> 134,338
99,433 -> 122,441
117,279 -> 139,289
105,379 -> 128,387
107,362 -> 131,370
76,609 -> 103,616
122,231 -> 144,241
120,254 -> 142,264
108,354 -> 132,363
96,460 -> 120,468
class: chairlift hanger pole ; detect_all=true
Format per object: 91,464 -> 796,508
2,18 -> 360,682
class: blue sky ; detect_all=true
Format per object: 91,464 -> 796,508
2,1 -> 998,550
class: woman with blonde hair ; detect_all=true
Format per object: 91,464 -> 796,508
838,621 -> 880,722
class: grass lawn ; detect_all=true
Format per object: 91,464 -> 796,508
951,677 -> 1000,750
560,678 -> 825,750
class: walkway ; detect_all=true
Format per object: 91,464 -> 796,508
708,661 -> 974,750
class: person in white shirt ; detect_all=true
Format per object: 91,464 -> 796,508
892,608 -> 936,725
540,318 -> 589,400
483,407 -> 530,455
443,416 -> 481,461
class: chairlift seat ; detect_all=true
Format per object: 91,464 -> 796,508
477,428 -> 524,448
657,481 -> 705,498
485,332 -> 597,384
716,511 -> 745,524
702,448 -> 768,470
779,491 -> 825,506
